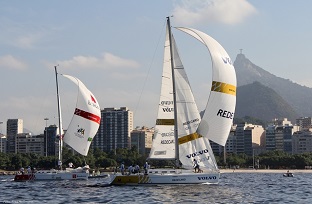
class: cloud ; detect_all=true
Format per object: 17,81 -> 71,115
13,34 -> 41,49
0,55 -> 27,70
172,0 -> 257,26
53,52 -> 140,69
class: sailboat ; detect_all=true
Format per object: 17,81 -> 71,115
109,17 -> 236,185
14,66 -> 101,181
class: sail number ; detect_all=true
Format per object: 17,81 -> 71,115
161,139 -> 174,144
161,101 -> 173,105
161,132 -> 174,137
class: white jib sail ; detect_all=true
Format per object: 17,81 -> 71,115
149,25 -> 176,160
62,75 -> 101,156
171,35 -> 217,170
176,27 -> 237,147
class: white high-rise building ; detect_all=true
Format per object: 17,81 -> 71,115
6,119 -> 23,153
91,107 -> 133,152
16,133 -> 44,155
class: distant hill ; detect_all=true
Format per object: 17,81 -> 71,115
236,82 -> 299,123
234,53 -> 312,122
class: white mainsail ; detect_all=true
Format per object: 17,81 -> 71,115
149,20 -> 217,171
176,27 -> 237,147
62,75 -> 101,156
149,24 -> 176,160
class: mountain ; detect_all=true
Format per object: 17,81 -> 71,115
236,82 -> 299,123
234,53 -> 312,122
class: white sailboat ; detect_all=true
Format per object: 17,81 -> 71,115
14,66 -> 101,181
109,17 -> 236,185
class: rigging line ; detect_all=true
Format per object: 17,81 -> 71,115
133,20 -> 167,116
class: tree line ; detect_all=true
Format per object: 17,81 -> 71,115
218,150 -> 312,169
1,147 -> 312,171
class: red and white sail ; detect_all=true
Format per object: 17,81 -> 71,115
62,75 -> 101,156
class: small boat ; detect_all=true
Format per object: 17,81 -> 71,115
14,66 -> 101,181
283,172 -> 294,177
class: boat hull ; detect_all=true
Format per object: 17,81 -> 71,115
14,171 -> 88,181
283,173 -> 294,177
110,171 -> 220,185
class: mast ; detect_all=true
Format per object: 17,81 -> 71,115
54,65 -> 63,170
166,17 -> 179,168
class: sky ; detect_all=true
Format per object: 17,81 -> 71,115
1,0 -> 312,135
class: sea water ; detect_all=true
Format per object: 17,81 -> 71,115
1,173 -> 312,203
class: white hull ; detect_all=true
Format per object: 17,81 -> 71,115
14,168 -> 89,181
110,169 -> 220,185
34,171 -> 88,180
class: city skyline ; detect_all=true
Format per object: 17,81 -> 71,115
1,1 -> 312,134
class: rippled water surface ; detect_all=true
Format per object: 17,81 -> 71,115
1,173 -> 312,203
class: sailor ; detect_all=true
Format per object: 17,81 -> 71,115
58,160 -> 62,170
128,165 -> 133,175
68,162 -> 74,168
132,164 -> 136,174
20,167 -> 25,175
120,162 -> 125,175
135,164 -> 140,174
193,159 -> 200,173
144,162 -> 149,174
27,166 -> 32,174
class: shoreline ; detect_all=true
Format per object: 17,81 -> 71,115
220,169 -> 312,173
2,169 -> 312,175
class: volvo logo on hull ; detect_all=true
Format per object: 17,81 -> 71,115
197,176 -> 217,180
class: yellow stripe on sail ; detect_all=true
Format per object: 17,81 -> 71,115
178,132 -> 202,145
156,119 -> 174,125
211,81 -> 236,96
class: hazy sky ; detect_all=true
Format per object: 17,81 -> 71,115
1,0 -> 311,134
